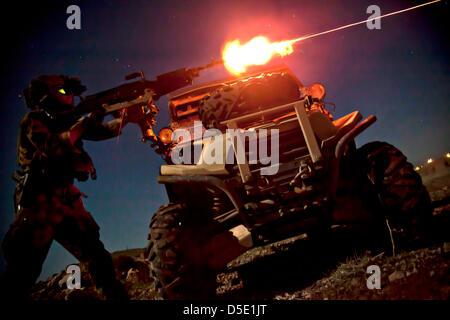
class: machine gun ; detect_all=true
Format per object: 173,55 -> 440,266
61,59 -> 223,157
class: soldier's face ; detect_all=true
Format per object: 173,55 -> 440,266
50,85 -> 75,108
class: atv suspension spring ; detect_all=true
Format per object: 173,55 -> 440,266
206,187 -> 231,217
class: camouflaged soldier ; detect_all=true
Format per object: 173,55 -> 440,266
0,74 -> 132,300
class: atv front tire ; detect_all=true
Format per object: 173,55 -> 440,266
146,202 -> 217,299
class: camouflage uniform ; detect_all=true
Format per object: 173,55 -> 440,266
1,75 -> 129,300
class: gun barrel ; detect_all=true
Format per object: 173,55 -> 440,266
62,59 -> 224,117
194,59 -> 224,72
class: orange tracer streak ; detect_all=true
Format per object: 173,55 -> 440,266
222,0 -> 440,75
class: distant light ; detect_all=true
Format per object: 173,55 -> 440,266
415,166 -> 420,171
427,158 -> 433,164
446,153 -> 450,158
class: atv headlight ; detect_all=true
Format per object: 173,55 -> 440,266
158,127 -> 173,144
307,83 -> 326,100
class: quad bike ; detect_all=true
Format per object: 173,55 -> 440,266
144,65 -> 432,299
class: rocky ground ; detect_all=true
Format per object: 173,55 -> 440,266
30,204 -> 449,301
217,206 -> 449,300
31,161 -> 450,300
30,248 -> 155,300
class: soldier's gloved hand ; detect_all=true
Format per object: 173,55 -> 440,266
60,108 -> 106,146
122,105 -> 146,124
85,108 -> 106,127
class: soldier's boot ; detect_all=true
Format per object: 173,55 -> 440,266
0,213 -> 53,300
54,214 -> 130,301
84,243 -> 130,301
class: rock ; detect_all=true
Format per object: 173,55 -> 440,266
126,268 -> 140,283
46,273 -> 63,289
443,242 -> 450,254
350,278 -> 360,287
440,286 -> 450,299
388,271 -> 405,282
114,255 -> 151,282
406,268 -> 418,277
58,274 -> 72,289
65,287 -> 100,301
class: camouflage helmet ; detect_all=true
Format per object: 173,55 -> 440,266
22,74 -> 86,109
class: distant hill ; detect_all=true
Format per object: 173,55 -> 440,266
111,248 -> 145,259
416,154 -> 450,202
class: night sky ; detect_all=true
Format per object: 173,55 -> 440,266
0,0 -> 448,281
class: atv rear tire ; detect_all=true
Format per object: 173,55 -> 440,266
199,72 -> 300,131
357,142 -> 432,243
146,202 -> 217,299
